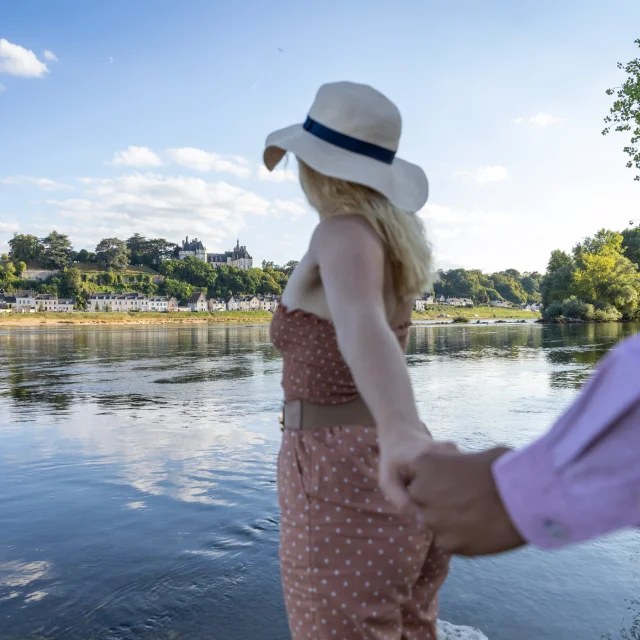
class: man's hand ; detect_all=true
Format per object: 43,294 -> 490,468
378,426 -> 457,512
407,447 -> 526,556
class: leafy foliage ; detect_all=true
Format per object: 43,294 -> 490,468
41,231 -> 73,269
95,238 -> 130,271
8,233 -> 43,262
541,227 -> 640,320
603,39 -> 640,181
432,268 -> 541,305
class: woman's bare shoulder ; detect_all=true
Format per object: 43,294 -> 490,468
310,216 -> 383,255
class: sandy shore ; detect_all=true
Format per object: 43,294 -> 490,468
0,307 -> 540,327
0,311 -> 274,326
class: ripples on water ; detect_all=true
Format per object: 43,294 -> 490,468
0,322 -> 638,639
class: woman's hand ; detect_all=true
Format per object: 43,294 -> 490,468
378,424 -> 458,511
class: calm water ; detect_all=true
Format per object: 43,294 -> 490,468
0,322 -> 639,640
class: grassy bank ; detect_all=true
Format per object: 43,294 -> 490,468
0,311 -> 274,326
0,306 -> 540,326
412,305 -> 541,320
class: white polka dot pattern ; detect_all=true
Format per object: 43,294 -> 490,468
277,426 -> 450,640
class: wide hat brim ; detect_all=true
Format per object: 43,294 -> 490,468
263,123 -> 428,214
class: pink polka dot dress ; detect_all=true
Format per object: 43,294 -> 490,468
271,305 -> 450,640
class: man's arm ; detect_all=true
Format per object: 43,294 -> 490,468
409,333 -> 640,555
494,336 -> 640,549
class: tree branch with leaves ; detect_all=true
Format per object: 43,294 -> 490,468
603,39 -> 640,181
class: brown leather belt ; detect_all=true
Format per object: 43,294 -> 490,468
279,397 -> 375,431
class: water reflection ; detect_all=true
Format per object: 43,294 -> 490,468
0,323 -> 638,640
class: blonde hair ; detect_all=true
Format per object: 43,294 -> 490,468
298,160 -> 432,299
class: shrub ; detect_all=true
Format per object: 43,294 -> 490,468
543,300 -> 564,319
561,296 -> 594,320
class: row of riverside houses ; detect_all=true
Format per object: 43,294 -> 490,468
87,292 -> 280,313
0,290 -> 76,313
413,295 -> 474,311
413,296 -> 542,311
0,290 -> 280,313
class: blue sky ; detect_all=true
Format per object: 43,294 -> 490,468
1,0 -> 639,272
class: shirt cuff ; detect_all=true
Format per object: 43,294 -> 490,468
492,439 -> 576,550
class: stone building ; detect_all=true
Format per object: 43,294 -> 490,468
207,240 -> 253,270
178,237 -> 207,261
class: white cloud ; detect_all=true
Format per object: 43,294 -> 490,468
419,203 -> 512,226
167,147 -> 251,178
0,39 -> 49,77
46,172 -> 306,250
43,50 -> 58,62
269,198 -> 307,220
258,165 -> 297,182
0,221 -> 19,233
456,165 -> 509,184
110,146 -> 162,167
0,176 -> 74,191
512,113 -> 561,127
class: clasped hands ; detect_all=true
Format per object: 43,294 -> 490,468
378,428 -> 525,557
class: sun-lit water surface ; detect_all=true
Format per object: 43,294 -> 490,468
0,322 -> 638,640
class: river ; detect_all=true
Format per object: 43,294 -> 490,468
0,322 -> 638,640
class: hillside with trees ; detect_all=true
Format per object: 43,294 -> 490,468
0,232 -> 294,309
2,225 -> 640,321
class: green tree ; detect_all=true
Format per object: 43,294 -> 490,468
1,253 -> 8,261
547,249 -> 573,273
571,248 -> 640,318
491,272 -> 528,304
622,225 -> 640,266
41,231 -> 73,269
127,235 -> 176,267
573,228 -> 624,259
13,261 -> 27,276
95,238 -> 130,271
75,248 -> 94,263
59,267 -> 82,298
162,278 -> 193,303
603,38 -> 640,181
8,233 -> 43,262
541,263 -> 575,307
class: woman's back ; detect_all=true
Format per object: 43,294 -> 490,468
271,303 -> 411,405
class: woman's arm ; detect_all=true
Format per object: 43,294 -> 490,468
309,216 -> 432,507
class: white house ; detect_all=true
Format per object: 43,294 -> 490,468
446,297 -> 473,307
57,298 -> 76,312
437,295 -> 446,304
414,298 -> 426,312
35,294 -> 58,312
208,297 -> 227,312
259,295 -> 279,311
490,300 -> 512,308
424,295 -> 434,305
15,290 -> 37,311
187,292 -> 208,312
227,296 -> 240,311
88,292 -> 171,312
145,296 -> 170,312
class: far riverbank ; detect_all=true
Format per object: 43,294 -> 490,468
0,306 -> 540,326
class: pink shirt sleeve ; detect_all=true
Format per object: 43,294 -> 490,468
492,333 -> 640,549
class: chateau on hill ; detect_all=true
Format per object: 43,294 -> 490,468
178,237 -> 253,270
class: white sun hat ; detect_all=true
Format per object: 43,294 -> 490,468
263,81 -> 428,214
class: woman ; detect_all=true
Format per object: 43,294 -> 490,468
266,81 -> 449,640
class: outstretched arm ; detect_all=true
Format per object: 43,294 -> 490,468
310,216 -> 431,508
